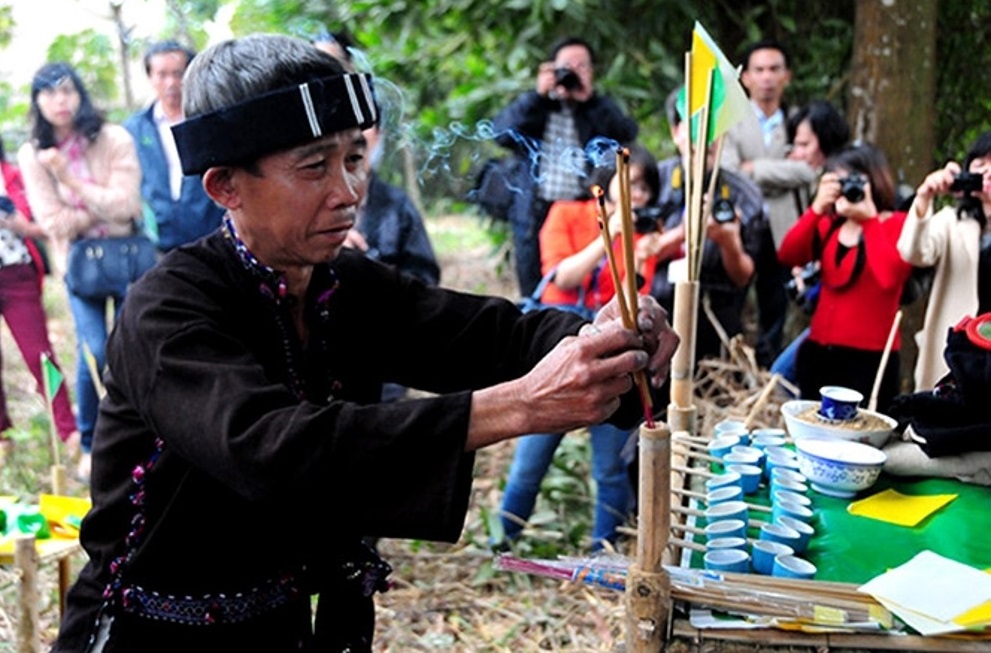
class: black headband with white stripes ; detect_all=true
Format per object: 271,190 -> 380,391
172,73 -> 378,175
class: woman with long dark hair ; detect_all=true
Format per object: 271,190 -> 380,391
778,143 -> 912,413
17,62 -> 143,480
898,132 -> 991,390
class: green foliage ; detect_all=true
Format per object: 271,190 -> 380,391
47,30 -> 120,104
0,3 -> 14,50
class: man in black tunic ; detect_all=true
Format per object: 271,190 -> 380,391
52,34 -> 678,652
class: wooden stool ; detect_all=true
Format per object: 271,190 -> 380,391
0,535 -> 81,653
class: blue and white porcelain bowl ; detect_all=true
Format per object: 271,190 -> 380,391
794,437 -> 887,499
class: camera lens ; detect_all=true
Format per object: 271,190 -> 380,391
553,67 -> 581,91
712,198 -> 735,223
840,175 -> 866,203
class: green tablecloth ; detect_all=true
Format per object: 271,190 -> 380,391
689,473 -> 991,583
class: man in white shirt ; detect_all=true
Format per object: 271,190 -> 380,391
125,41 -> 224,253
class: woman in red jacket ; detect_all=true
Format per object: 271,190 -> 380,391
778,143 -> 911,413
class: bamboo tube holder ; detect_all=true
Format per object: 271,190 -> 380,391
626,422 -> 672,651
669,280 -> 700,413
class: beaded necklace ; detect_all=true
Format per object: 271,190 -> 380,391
221,216 -> 339,400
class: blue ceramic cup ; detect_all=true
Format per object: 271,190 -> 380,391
759,522 -> 801,549
704,548 -> 750,573
731,445 -> 765,467
705,536 -> 748,552
726,463 -> 762,495
819,385 -> 864,421
751,432 -> 787,451
707,485 -> 743,505
770,476 -> 810,496
771,499 -> 814,525
770,467 -> 807,485
713,419 -> 747,437
704,518 -> 747,541
776,515 -> 815,553
707,434 -> 742,460
771,489 -> 812,509
751,540 -> 794,575
705,500 -> 749,525
705,471 -> 743,492
772,554 -> 817,579
723,451 -> 761,466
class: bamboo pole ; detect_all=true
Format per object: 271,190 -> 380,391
626,422 -> 671,651
868,310 -> 902,412
15,535 -> 40,653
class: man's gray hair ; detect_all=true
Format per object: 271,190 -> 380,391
183,33 -> 345,118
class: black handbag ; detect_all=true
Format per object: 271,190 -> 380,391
65,233 -> 157,300
517,267 -> 595,321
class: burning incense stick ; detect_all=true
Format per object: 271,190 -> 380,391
592,185 -> 632,328
592,185 -> 655,426
617,148 -> 639,319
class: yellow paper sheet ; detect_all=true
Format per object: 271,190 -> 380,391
847,488 -> 957,527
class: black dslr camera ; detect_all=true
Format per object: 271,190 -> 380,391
633,206 -> 664,234
553,67 -> 582,91
839,174 -> 867,203
950,171 -> 983,194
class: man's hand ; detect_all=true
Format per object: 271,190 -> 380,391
590,294 -> 678,388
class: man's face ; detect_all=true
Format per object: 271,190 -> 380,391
226,129 -> 369,270
741,48 -> 790,108
148,51 -> 188,114
554,44 -> 594,102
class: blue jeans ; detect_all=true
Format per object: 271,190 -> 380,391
67,291 -> 123,452
500,423 -> 634,549
771,327 -> 809,394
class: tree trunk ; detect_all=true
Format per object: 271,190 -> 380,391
110,1 -> 135,111
848,0 -> 938,394
847,0 -> 937,189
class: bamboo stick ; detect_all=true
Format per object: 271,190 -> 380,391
670,536 -> 706,553
743,373 -> 781,431
671,444 -> 720,464
593,184 -> 654,422
868,309 -> 902,412
672,463 -> 716,479
593,186 -> 632,327
618,148 -> 639,320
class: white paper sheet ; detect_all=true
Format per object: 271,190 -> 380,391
859,550 -> 991,625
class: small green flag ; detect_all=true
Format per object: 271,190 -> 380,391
41,352 -> 63,400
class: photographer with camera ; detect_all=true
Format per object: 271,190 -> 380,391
497,142 -> 665,552
770,100 -> 851,391
897,132 -> 991,390
492,37 -> 638,297
648,87 -> 763,363
779,143 -> 912,412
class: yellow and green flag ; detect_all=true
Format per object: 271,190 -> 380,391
40,351 -> 63,401
679,21 -> 751,145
